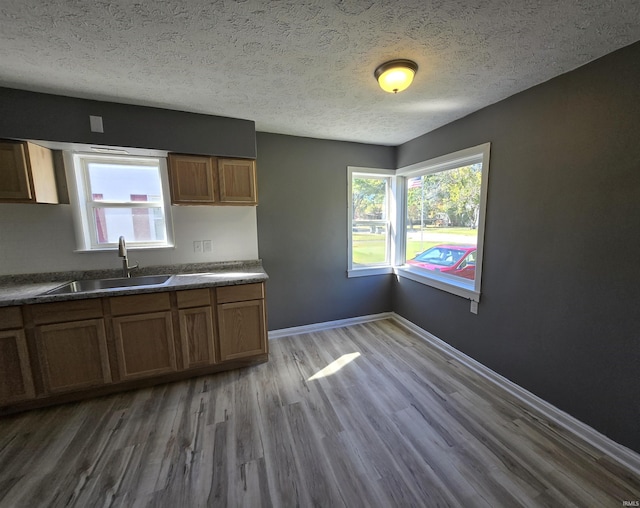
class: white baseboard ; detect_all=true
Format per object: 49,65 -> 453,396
269,311 -> 640,476
390,313 -> 640,477
268,312 -> 393,340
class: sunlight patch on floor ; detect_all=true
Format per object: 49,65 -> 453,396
308,352 -> 361,381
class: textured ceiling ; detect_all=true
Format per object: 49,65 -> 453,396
0,1 -> 639,146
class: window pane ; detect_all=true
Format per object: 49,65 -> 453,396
352,177 -> 388,221
352,176 -> 389,266
87,163 -> 162,202
352,223 -> 388,265
406,163 -> 482,281
92,207 -> 167,245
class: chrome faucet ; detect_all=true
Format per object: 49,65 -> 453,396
118,236 -> 138,278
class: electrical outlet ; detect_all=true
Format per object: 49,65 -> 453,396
203,240 -> 212,252
470,300 -> 478,314
193,240 -> 202,253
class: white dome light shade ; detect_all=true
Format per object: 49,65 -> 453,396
374,59 -> 418,93
373,60 -> 418,93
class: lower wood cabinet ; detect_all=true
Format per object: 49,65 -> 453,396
177,288 -> 216,369
216,283 -> 268,362
179,307 -> 216,369
0,329 -> 35,404
0,281 -> 267,412
36,319 -> 111,393
218,299 -> 267,361
113,311 -> 177,381
111,292 -> 178,381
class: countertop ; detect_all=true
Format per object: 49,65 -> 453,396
0,260 -> 268,307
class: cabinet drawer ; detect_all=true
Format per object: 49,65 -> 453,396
31,298 -> 103,325
110,292 -> 171,316
0,306 -> 23,330
216,283 -> 264,304
177,288 -> 211,308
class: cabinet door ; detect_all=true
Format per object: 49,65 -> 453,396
36,319 -> 111,393
218,299 -> 267,361
218,159 -> 257,205
167,154 -> 217,204
113,311 -> 177,380
0,141 -> 32,201
0,330 -> 35,404
179,307 -> 216,369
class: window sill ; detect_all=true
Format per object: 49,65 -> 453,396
347,266 -> 393,278
394,266 -> 480,302
74,244 -> 175,253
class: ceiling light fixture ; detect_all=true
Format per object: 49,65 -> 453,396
374,59 -> 418,94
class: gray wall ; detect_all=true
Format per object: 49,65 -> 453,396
394,42 -> 640,452
0,87 -> 256,158
256,133 -> 395,330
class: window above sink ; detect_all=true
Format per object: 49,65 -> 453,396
64,149 -> 175,252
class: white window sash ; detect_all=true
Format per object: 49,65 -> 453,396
66,151 -> 174,251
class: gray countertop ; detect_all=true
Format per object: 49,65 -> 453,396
0,260 -> 268,307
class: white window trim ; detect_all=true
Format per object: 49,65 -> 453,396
396,142 -> 491,302
347,167 -> 396,277
64,151 -> 175,252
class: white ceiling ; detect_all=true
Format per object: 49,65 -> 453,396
1,1 -> 639,146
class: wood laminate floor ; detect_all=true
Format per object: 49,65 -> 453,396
0,319 -> 638,507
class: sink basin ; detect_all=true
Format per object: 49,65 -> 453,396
44,275 -> 172,295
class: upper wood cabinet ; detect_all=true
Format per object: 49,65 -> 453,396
0,140 -> 58,204
167,154 -> 218,205
218,158 -> 257,205
167,153 -> 256,206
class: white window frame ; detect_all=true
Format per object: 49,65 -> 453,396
395,143 -> 491,302
347,167 -> 397,277
65,151 -> 174,252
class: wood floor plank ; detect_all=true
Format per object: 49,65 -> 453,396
0,319 -> 638,507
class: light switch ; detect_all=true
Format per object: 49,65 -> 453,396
193,241 -> 202,253
203,240 -> 212,252
89,115 -> 104,133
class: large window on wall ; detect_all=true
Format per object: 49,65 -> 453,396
397,143 -> 490,300
68,153 -> 174,251
347,168 -> 395,276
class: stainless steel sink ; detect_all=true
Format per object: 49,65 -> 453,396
44,275 -> 172,295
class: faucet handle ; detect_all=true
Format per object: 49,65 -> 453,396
118,236 -> 127,257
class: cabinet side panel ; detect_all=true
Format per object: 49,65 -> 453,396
25,142 -> 58,204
